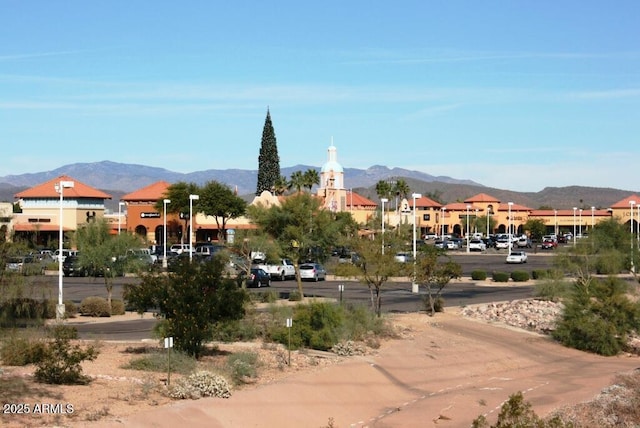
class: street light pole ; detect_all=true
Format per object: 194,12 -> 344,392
573,207 -> 577,247
554,209 -> 558,237
441,207 -> 446,239
118,201 -> 125,234
591,206 -> 595,231
466,204 -> 471,253
56,180 -> 74,321
508,202 -> 513,256
486,207 -> 491,237
411,193 -> 422,294
579,209 -> 583,237
189,194 -> 199,262
630,201 -> 636,273
163,199 -> 171,269
474,208 -> 478,234
380,198 -> 388,255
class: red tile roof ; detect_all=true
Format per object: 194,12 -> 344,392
465,193 -> 500,203
121,181 -> 171,202
346,191 -> 377,207
410,195 -> 442,208
610,195 -> 640,209
15,175 -> 112,199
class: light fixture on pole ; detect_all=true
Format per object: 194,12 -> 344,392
118,201 -> 125,234
163,199 -> 171,269
474,208 -> 478,234
591,207 -> 595,231
579,208 -> 583,238
441,207 -> 446,239
573,207 -> 577,247
189,194 -> 199,262
55,180 -> 74,321
486,207 -> 491,237
630,200 -> 636,273
411,193 -> 422,294
507,202 -> 514,256
380,198 -> 388,255
466,204 -> 471,253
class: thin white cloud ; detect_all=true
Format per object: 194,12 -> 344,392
400,104 -> 463,121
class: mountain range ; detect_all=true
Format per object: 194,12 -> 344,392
0,160 -> 637,213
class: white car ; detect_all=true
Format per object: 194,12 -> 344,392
495,239 -> 511,250
468,239 -> 487,252
394,252 -> 412,263
506,251 -> 528,264
299,263 -> 327,281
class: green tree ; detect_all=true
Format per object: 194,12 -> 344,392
256,109 -> 280,195
198,181 -> 247,243
393,178 -> 410,201
247,192 -> 357,297
124,255 -> 247,358
523,218 -> 547,242
288,170 -> 306,193
271,175 -> 289,196
375,180 -> 392,201
303,168 -> 320,192
155,182 -> 200,244
475,215 -> 496,237
335,234 -> 404,317
74,219 -> 142,307
415,245 -> 462,316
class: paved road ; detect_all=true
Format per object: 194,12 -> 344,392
40,252 -> 551,339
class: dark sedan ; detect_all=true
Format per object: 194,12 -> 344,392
246,268 -> 271,288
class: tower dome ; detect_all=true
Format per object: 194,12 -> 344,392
321,143 -> 344,174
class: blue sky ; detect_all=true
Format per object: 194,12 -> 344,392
1,1 -> 639,192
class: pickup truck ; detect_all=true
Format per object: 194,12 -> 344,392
252,259 -> 296,281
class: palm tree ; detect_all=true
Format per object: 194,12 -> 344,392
303,169 -> 320,192
375,180 -> 392,201
394,179 -> 410,201
288,171 -> 306,193
271,175 -> 289,195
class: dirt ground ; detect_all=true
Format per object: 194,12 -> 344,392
2,309 -> 639,428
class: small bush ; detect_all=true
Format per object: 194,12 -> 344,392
34,325 -> 98,384
110,299 -> 125,315
422,295 -> 444,313
331,340 -> 366,356
80,297 -> 111,317
123,348 -> 196,375
472,391 -> 572,428
594,249 -> 625,274
0,333 -> 46,366
492,271 -> 510,282
510,271 -> 530,282
531,269 -> 548,280
288,290 -> 302,301
226,351 -> 259,384
211,319 -> 260,343
534,279 -> 572,302
168,370 -> 232,399
471,270 -> 487,280
251,290 -> 278,304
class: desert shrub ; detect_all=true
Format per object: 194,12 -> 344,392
472,391 -> 572,428
492,271 -> 510,282
210,318 -> 260,343
34,325 -> 99,384
269,302 -> 343,351
79,296 -> 111,317
594,249 -> 625,274
64,300 -> 77,316
340,304 -> 391,340
510,271 -> 530,282
534,279 -> 572,302
421,295 -> 444,313
331,340 -> 366,356
531,269 -> 548,280
226,351 -> 259,384
553,276 -> 640,356
288,290 -> 302,301
123,348 -> 196,375
0,298 -> 47,327
168,370 -> 231,399
110,299 -> 125,315
471,270 -> 487,280
251,290 -> 278,304
0,332 -> 46,366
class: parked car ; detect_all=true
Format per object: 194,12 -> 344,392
541,239 -> 557,250
245,267 -> 271,288
495,238 -> 512,250
299,263 -> 327,281
516,237 -> 532,248
6,255 -> 43,275
170,244 -> 193,255
468,239 -> 487,252
423,233 -> 438,240
506,251 -> 528,264
62,255 -> 86,277
394,252 -> 412,263
53,249 -> 76,263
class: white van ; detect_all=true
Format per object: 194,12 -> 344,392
53,249 -> 76,263
170,244 -> 192,255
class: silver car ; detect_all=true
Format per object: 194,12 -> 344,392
299,263 -> 326,281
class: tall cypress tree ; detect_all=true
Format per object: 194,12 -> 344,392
256,109 -> 281,195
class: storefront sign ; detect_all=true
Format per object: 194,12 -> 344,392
140,212 -> 161,218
